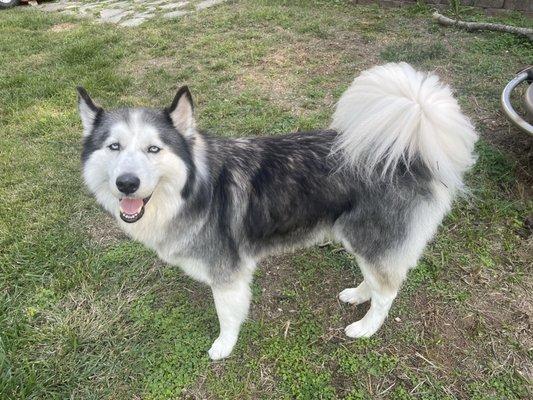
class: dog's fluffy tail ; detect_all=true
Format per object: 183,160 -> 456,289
331,62 -> 477,189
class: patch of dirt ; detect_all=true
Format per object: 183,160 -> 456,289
385,257 -> 533,397
86,215 -> 127,247
50,22 -> 76,32
252,250 -> 363,332
234,32 -> 383,118
122,56 -> 177,81
467,279 -> 533,365
236,233 -> 531,398
70,208 -> 127,248
464,86 -> 533,196
236,236 -> 530,395
484,124 -> 532,194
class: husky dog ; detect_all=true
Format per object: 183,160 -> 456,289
78,63 -> 477,360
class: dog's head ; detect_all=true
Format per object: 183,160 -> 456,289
78,86 -> 198,227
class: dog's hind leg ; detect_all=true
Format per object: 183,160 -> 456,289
208,271 -> 253,360
343,255 -> 410,338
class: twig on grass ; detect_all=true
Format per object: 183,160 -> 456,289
433,12 -> 533,41
415,351 -> 440,370
283,320 -> 290,339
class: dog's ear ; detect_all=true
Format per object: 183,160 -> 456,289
77,86 -> 102,136
167,86 -> 195,136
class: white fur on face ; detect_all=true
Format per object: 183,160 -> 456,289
83,110 -> 190,237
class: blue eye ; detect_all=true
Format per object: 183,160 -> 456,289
148,145 -> 161,153
108,142 -> 120,151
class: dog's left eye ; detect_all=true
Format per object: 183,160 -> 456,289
148,145 -> 161,154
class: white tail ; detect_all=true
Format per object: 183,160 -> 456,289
331,62 -> 478,190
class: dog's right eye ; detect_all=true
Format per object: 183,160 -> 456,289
108,143 -> 120,151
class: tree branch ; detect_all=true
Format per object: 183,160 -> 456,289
432,12 -> 533,41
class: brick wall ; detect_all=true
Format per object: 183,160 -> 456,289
351,0 -> 533,18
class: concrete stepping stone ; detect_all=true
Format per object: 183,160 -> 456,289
39,3 -> 68,12
100,9 -> 125,19
163,10 -> 189,19
196,0 -> 225,10
120,17 -> 146,27
160,1 -> 189,10
37,0 -> 229,27
100,10 -> 133,24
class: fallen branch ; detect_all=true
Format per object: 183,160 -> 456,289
433,12 -> 533,41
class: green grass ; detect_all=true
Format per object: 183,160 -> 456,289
1,1 -> 532,399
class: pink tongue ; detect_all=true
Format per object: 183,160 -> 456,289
120,198 -> 144,214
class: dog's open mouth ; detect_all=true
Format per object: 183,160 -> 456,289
119,196 -> 151,223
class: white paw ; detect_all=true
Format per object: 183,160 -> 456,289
208,336 -> 236,360
344,318 -> 382,338
339,287 -> 370,305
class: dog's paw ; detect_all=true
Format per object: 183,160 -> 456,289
208,336 -> 236,360
344,318 -> 381,338
339,286 -> 370,305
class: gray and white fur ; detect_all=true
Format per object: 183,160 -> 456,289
78,63 -> 478,359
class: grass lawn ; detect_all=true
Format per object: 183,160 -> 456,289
1,1 -> 532,398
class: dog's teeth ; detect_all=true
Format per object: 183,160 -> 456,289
122,212 -> 137,220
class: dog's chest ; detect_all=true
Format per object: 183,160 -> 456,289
147,232 -> 212,285
120,214 -> 212,284
172,256 -> 211,284
156,246 -> 212,284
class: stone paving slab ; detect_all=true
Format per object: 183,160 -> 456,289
37,0 -> 228,26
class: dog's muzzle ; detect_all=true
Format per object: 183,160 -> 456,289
119,195 -> 151,223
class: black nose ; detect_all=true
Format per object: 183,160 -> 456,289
116,174 -> 140,195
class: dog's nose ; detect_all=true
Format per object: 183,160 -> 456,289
116,174 -> 140,195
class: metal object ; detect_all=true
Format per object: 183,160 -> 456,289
501,66 -> 533,136
526,78 -> 533,120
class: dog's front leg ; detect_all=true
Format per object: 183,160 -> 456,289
209,276 -> 251,360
